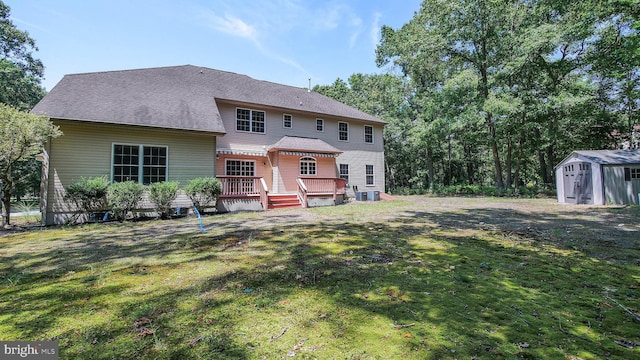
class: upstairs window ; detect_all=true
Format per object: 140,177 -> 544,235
338,122 -> 349,141
236,108 -> 265,134
283,114 -> 293,129
316,119 -> 324,132
364,125 -> 374,144
112,144 -> 167,185
300,157 -> 317,176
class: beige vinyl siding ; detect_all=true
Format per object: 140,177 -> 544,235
45,120 -> 216,222
336,151 -> 385,192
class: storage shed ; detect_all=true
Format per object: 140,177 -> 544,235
555,150 -> 640,205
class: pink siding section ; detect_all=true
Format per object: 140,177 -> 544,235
215,101 -> 386,193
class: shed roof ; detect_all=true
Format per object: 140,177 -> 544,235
558,150 -> 640,167
31,65 -> 384,134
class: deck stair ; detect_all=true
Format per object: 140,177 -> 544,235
268,194 -> 302,209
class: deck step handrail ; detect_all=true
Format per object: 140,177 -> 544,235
259,178 -> 269,210
296,178 -> 308,208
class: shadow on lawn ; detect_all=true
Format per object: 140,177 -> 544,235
1,202 -> 638,359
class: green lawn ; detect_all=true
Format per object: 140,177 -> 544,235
1,197 -> 638,359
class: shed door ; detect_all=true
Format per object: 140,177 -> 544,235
564,163 -> 592,204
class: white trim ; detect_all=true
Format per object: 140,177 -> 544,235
364,125 -> 374,144
339,163 -> 349,183
225,159 -> 256,176
338,121 -> 349,142
280,151 -> 338,158
111,142 -> 169,184
283,114 -> 293,129
217,149 -> 267,157
316,118 -> 324,132
235,107 -> 266,134
365,164 -> 375,186
299,156 -> 317,176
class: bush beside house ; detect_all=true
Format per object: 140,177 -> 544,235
64,177 -> 221,224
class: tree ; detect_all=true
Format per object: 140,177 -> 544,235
0,1 -> 46,110
314,73 -> 414,191
0,104 -> 60,228
1,1 -> 48,214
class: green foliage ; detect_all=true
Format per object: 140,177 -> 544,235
0,1 -> 46,110
183,177 -> 221,213
0,104 -> 61,227
391,184 -> 554,198
107,181 -> 144,221
65,176 -> 110,216
320,0 -> 638,194
1,198 -> 639,359
148,181 -> 179,219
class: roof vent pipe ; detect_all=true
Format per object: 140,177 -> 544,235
308,78 -> 311,92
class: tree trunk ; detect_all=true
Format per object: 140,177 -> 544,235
537,150 -> 549,185
513,124 -> 525,192
426,148 -> 434,190
1,184 -> 11,228
505,137 -> 513,189
464,144 -> 475,184
545,143 -> 556,185
488,114 -> 505,188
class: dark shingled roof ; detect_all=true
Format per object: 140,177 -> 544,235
573,150 -> 640,165
31,65 -> 385,134
557,150 -> 640,168
268,136 -> 342,154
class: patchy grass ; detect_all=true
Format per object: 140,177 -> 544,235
0,197 -> 639,359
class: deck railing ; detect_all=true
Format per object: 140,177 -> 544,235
218,176 -> 261,196
219,176 -> 346,209
298,177 -> 347,204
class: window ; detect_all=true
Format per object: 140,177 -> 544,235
300,157 -> 317,176
283,114 -> 292,129
625,167 -> 640,181
236,108 -> 265,134
339,164 -> 349,183
338,122 -> 349,141
364,125 -> 374,144
316,119 -> 324,132
225,160 -> 255,193
226,160 -> 255,176
112,144 -> 167,185
366,165 -> 374,186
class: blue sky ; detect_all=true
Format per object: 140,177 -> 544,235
7,0 -> 421,91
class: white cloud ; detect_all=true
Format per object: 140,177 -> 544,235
370,12 -> 382,48
201,11 -> 256,40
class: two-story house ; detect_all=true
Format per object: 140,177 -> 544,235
31,65 -> 386,225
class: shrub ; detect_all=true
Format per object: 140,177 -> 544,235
148,181 -> 179,219
107,181 -> 144,221
184,177 -> 221,213
65,176 -> 110,219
